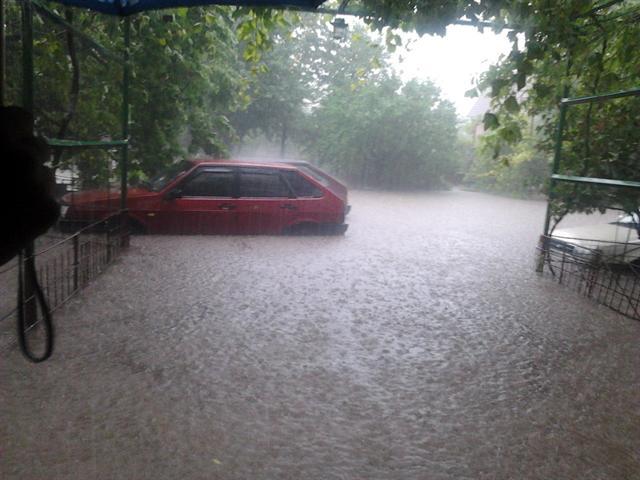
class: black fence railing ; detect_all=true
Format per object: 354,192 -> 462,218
0,213 -> 128,354
537,235 -> 640,320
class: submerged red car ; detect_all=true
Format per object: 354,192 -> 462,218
60,159 -> 349,235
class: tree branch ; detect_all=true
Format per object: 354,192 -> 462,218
573,0 -> 626,19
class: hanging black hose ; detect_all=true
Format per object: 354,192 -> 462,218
0,106 -> 60,362
17,251 -> 54,362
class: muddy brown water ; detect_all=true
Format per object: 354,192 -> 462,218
2,190 -> 640,479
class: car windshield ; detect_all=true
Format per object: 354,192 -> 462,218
146,160 -> 192,192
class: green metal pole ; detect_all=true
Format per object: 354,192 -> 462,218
120,16 -> 130,245
537,89 -> 569,273
21,0 -> 37,324
537,50 -> 573,273
21,0 -> 33,112
542,101 -> 568,237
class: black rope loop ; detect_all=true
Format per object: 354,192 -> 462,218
17,252 -> 54,362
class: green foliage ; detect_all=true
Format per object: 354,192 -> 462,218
234,14 -> 391,149
127,7 -> 244,173
466,120 -> 549,197
4,2 -> 282,185
358,0 -> 509,36
230,14 -> 306,149
307,78 -> 459,189
462,1 -> 640,226
341,0 -> 640,219
234,7 -> 295,62
231,14 -> 460,189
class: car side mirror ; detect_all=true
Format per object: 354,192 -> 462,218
164,188 -> 182,201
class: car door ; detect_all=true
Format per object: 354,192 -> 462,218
235,168 -> 295,234
161,167 -> 237,234
280,170 -> 329,223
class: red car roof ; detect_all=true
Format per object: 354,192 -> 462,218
189,158 -> 297,170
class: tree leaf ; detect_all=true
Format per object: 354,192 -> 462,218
504,96 -> 519,114
516,71 -> 527,91
483,112 -> 500,130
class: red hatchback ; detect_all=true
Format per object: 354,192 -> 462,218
61,159 -> 349,235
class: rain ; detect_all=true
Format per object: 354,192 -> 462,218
2,2 -> 640,479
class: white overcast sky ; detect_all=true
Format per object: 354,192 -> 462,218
390,25 -> 512,117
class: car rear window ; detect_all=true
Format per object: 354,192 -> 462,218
282,171 -> 323,198
297,166 -> 332,187
239,169 -> 291,198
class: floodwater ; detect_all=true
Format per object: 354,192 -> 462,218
2,190 -> 640,479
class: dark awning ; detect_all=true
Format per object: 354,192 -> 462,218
49,0 -> 327,16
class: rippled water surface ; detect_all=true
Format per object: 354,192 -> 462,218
2,190 -> 640,479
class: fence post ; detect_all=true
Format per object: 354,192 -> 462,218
535,235 -> 547,273
72,233 -> 79,291
586,251 -> 601,298
558,250 -> 566,283
106,220 -> 112,263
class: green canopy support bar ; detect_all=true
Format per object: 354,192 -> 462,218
561,87 -> 640,106
551,174 -> 640,190
46,138 -> 128,148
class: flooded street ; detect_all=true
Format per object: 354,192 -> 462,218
2,189 -> 640,479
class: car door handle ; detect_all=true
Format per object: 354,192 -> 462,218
219,203 -> 236,211
280,204 -> 297,210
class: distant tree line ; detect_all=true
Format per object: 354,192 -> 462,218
232,15 -> 462,189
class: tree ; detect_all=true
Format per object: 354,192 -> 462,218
3,3 -> 286,185
230,22 -> 307,156
231,14 -> 389,157
307,77 -> 459,188
230,14 -> 461,189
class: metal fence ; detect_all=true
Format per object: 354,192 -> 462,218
537,235 -> 640,320
0,213 -> 128,353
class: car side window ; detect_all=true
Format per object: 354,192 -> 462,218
282,171 -> 323,198
239,169 -> 291,198
181,170 -> 234,197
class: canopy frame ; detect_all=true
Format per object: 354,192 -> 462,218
537,86 -> 640,274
